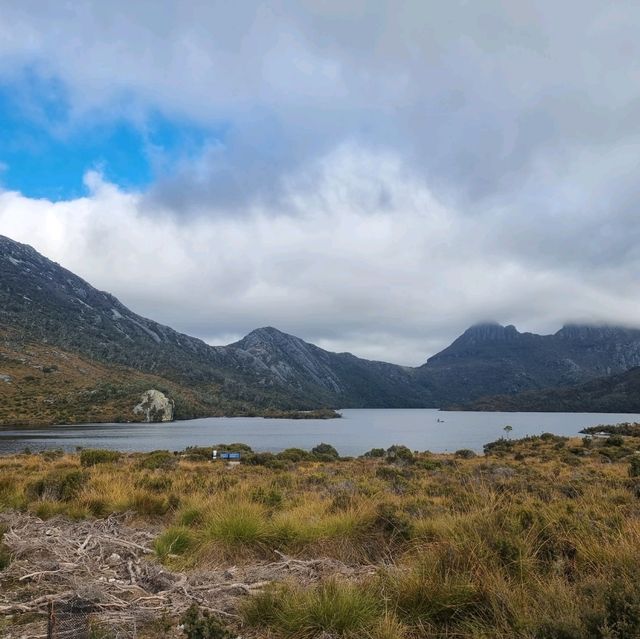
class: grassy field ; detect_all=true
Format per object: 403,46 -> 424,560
2,432 -> 640,638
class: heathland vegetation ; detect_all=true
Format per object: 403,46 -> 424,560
2,427 -> 640,637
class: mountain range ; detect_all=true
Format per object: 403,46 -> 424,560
1,233 -> 640,424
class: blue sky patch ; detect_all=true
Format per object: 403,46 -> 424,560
0,71 -> 225,200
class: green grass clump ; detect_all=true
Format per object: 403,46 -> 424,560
243,579 -> 380,637
203,503 -> 269,549
155,526 -> 195,559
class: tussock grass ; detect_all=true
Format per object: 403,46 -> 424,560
243,578 -> 380,637
3,433 -> 640,637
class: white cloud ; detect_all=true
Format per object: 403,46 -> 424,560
2,145 -> 640,365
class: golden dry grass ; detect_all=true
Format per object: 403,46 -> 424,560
1,433 -> 640,637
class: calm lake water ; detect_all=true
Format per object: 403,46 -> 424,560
0,409 -> 637,456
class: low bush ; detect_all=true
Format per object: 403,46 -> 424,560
312,443 -> 340,461
277,448 -> 313,463
40,448 -> 65,461
28,469 -> 87,502
138,450 -> 177,470
373,503 -> 412,542
80,449 -> 121,467
215,443 -> 253,454
385,445 -> 414,465
384,560 -> 492,628
607,435 -> 625,447
182,446 -> 213,461
181,603 -> 233,639
629,455 -> 640,478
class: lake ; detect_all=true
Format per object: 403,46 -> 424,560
0,409 -> 636,456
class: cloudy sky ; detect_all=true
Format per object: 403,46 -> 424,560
1,1 -> 640,365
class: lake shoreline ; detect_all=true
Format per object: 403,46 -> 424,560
1,408 -> 639,457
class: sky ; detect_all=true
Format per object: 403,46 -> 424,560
1,1 -> 640,365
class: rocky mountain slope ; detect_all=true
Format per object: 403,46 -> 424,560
3,234 -> 640,421
0,235 -> 429,418
228,327 -> 432,407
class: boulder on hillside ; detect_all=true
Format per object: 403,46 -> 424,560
133,389 -> 174,423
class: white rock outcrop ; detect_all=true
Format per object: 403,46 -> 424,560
133,389 -> 174,423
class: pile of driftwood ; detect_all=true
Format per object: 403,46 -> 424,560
0,512 -> 373,638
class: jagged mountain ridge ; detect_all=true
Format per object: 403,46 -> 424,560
3,234 -> 640,415
418,322 -> 640,404
229,327 -> 432,407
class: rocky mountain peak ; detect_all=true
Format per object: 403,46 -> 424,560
458,322 -> 521,344
235,327 -> 307,353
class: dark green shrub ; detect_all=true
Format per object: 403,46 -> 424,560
138,450 -> 177,470
534,620 -> 584,639
245,452 -> 276,466
414,459 -> 442,471
607,435 -> 625,447
376,466 -> 413,482
386,445 -> 414,464
277,448 -> 313,463
215,443 -> 253,454
629,456 -> 640,478
584,580 -> 640,638
130,492 -> 170,516
329,490 -> 355,512
483,438 -> 515,455
181,603 -> 233,638
312,443 -> 340,461
363,448 -> 385,458
455,449 -> 476,459
80,449 -> 121,467
182,446 -> 214,461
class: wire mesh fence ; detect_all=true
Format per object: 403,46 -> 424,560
45,598 -> 143,639
47,599 -> 92,639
